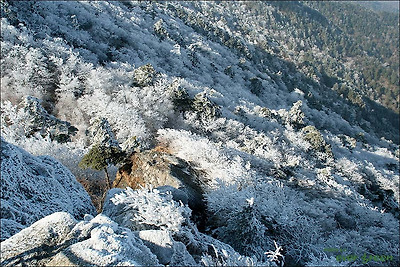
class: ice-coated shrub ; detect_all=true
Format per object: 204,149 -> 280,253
224,65 -> 235,78
215,197 -> 269,259
301,125 -> 333,157
338,134 -> 357,150
168,79 -> 193,112
154,19 -> 169,40
87,117 -> 120,149
249,77 -> 263,96
286,100 -> 305,128
191,92 -> 221,122
201,247 -> 277,267
2,97 -> 78,143
133,64 -> 156,88
111,187 -> 191,232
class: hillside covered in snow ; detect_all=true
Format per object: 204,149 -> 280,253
1,1 -> 399,266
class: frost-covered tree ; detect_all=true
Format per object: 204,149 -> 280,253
133,64 -> 156,88
216,197 -> 269,259
191,92 -> 221,122
79,117 -> 125,189
1,96 -> 78,143
286,100 -> 305,129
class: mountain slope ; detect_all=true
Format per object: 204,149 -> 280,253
1,1 -> 399,266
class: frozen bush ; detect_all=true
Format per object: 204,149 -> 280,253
111,187 -> 191,232
2,97 -> 77,143
286,100 -> 305,128
249,77 -> 263,96
133,64 -> 157,88
302,125 -> 333,157
191,92 -> 221,122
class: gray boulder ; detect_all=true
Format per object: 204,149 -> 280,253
0,212 -> 78,266
0,212 -> 161,267
47,214 -> 160,266
137,230 -> 174,265
137,230 -> 197,266
170,241 -> 198,266
113,148 -> 206,213
0,139 -> 96,240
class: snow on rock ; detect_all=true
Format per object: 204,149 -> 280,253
0,139 -> 96,240
0,212 -> 77,266
1,212 -> 160,267
48,214 -> 160,266
137,230 -> 174,264
137,230 -> 197,266
101,188 -> 130,226
170,241 -> 197,266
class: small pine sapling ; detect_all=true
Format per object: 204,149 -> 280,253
79,117 -> 126,189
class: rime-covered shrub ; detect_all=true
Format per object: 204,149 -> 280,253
249,77 -> 263,95
338,134 -> 357,150
224,65 -> 235,78
201,248 -> 276,267
215,198 -> 269,259
111,187 -> 191,232
154,19 -> 169,40
191,92 -> 221,122
169,80 -> 193,112
286,100 -> 305,128
133,64 -> 156,88
87,117 -> 120,149
257,106 -> 274,119
2,97 -> 77,143
302,125 -> 333,157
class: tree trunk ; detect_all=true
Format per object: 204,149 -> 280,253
104,168 -> 111,190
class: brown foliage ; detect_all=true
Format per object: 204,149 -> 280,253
77,177 -> 107,213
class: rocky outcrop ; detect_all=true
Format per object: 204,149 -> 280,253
138,230 -> 174,264
21,96 -> 78,143
0,212 -> 77,266
113,148 -> 207,214
1,187 -> 263,266
0,139 -> 96,241
0,212 -> 160,266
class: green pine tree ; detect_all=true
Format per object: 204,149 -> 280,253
79,117 -> 126,189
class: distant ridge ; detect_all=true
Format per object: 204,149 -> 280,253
351,1 -> 400,13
